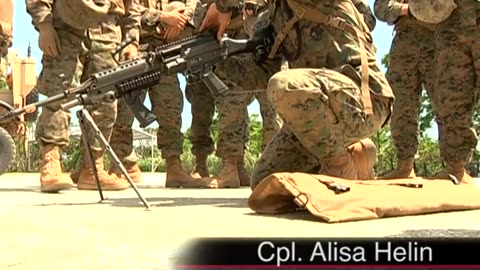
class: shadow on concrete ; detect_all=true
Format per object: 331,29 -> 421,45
109,196 -> 249,208
34,202 -> 101,207
26,196 -> 249,209
244,210 -> 322,222
246,208 -> 480,224
0,187 -> 42,192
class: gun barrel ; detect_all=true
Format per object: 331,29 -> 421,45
0,91 -> 72,123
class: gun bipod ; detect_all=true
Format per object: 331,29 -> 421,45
77,109 -> 151,209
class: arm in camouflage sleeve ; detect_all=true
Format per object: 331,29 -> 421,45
352,0 -> 376,31
25,0 -> 53,28
184,0 -> 198,22
373,0 -> 407,25
122,0 -> 142,46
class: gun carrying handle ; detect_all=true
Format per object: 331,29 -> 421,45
111,35 -> 135,61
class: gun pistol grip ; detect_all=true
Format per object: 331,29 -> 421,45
202,71 -> 228,96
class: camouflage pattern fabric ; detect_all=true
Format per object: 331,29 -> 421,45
28,0 -> 141,154
185,10 -> 282,158
184,78 -> 216,157
183,0 -> 217,157
214,47 -> 281,157
374,0 -> 438,161
34,19 -> 122,153
352,0 -> 376,31
185,55 -> 281,157
207,0 -> 375,158
434,0 -> 480,163
110,0 -> 198,162
214,0 -> 394,188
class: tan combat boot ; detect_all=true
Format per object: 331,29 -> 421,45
77,153 -> 130,191
378,158 -> 416,179
165,156 -> 205,188
237,157 -> 251,186
108,162 -> 143,184
191,154 -> 210,179
39,144 -> 74,193
431,161 -> 472,184
348,138 -> 378,180
70,165 -> 82,184
202,156 -> 240,188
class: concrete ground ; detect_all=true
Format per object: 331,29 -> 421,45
0,173 -> 479,270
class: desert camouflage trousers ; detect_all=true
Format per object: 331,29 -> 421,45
387,27 -> 438,161
35,23 -> 120,154
250,68 -> 393,189
434,28 -> 480,163
184,54 -> 282,158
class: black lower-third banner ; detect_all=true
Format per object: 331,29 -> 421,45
174,238 -> 479,269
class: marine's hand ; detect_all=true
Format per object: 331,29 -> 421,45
161,8 -> 188,29
400,4 -> 409,16
164,25 -> 183,41
121,44 -> 138,61
199,3 -> 232,40
243,2 -> 257,16
38,22 -> 61,58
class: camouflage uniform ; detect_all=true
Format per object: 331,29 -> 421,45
211,0 -> 394,189
27,0 -> 142,192
109,0 -> 206,187
184,5 -> 282,188
183,0 -> 215,171
191,10 -> 283,188
353,0 -> 377,31
374,0 -> 438,179
431,0 -> 479,183
204,28 -> 282,187
197,0 -> 379,188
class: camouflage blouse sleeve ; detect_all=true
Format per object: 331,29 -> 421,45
122,0 -> 143,45
352,0 -> 376,31
26,0 -> 54,27
184,0 -> 199,21
373,0 -> 405,25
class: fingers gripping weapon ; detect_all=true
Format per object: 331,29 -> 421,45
0,28 -> 274,127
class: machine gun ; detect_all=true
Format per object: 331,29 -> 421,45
0,28 -> 274,209
0,27 -> 274,128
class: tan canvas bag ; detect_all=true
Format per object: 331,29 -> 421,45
248,173 -> 480,223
